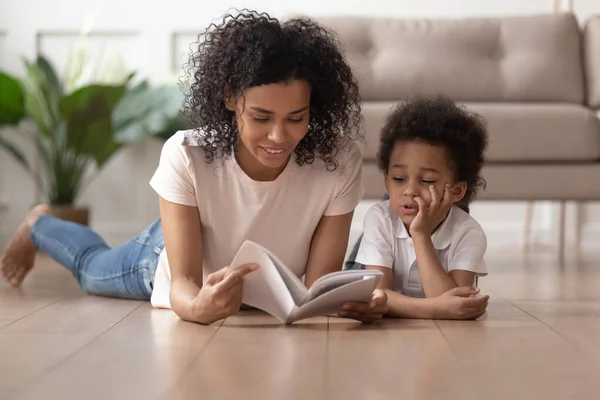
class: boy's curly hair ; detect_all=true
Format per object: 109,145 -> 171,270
378,98 -> 489,208
181,9 -> 363,170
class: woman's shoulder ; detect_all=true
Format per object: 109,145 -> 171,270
161,129 -> 227,166
162,129 -> 205,150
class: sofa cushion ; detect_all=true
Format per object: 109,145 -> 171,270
479,163 -> 600,200
361,162 -> 600,201
317,14 -> 584,103
360,102 -> 600,163
585,16 -> 600,108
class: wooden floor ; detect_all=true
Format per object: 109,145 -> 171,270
2,250 -> 600,400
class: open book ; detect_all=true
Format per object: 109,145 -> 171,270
229,240 -> 383,324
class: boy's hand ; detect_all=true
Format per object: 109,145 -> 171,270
337,289 -> 388,323
410,184 -> 454,237
432,286 -> 489,320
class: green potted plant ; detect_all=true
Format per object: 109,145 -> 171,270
0,54 -> 185,225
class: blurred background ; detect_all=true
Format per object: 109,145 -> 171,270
1,0 -> 600,256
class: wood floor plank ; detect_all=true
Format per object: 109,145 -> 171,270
481,254 -> 600,302
7,305 -> 222,400
435,298 -> 600,400
0,288 -> 68,320
513,300 -> 600,360
324,318 -> 470,399
514,299 -> 600,321
164,310 -> 329,400
473,287 -> 546,327
0,320 -> 15,329
2,295 -> 142,337
3,248 -> 600,399
0,333 -> 93,396
0,294 -> 143,398
0,255 -> 82,321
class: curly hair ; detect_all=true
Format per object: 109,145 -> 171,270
181,9 -> 363,170
377,98 -> 489,209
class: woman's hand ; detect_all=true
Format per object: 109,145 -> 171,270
337,289 -> 388,323
410,184 -> 454,237
191,264 -> 259,324
432,286 -> 489,320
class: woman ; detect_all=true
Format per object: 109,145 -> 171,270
1,10 -> 387,324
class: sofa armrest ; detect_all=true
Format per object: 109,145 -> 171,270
585,16 -> 600,108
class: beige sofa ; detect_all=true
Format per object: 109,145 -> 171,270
317,12 -> 600,257
317,13 -> 600,202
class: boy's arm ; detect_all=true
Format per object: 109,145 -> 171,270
366,265 -> 488,320
411,234 -> 476,298
409,187 -> 481,298
366,265 -> 438,319
412,219 -> 487,298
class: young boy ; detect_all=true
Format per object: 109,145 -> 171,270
350,98 -> 490,320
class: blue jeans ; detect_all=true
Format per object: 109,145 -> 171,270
30,216 -> 164,300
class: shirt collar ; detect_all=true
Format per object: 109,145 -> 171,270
392,206 -> 455,250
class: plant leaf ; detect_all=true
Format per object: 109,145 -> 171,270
0,72 -> 25,125
35,55 -> 63,134
113,83 -> 184,143
60,84 -> 126,167
153,114 -> 187,141
0,134 -> 31,171
0,133 -> 45,192
21,58 -> 60,136
36,56 -> 63,98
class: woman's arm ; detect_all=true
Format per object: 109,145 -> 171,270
304,212 -> 354,288
159,197 -> 205,322
151,135 -> 257,325
160,197 -> 258,324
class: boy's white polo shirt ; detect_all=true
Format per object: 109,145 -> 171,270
355,200 -> 487,298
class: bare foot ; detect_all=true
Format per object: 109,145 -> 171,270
1,204 -> 52,287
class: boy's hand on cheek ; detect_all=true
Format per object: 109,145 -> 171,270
410,184 -> 454,237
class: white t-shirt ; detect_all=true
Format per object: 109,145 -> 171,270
355,200 -> 487,298
148,130 -> 364,309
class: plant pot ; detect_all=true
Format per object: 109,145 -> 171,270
51,205 -> 90,226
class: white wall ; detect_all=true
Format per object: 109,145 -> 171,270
1,0 -> 600,252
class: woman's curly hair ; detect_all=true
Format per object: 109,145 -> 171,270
181,9 -> 363,170
378,98 -> 489,209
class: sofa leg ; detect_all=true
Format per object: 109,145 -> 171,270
523,201 -> 533,251
574,202 -> 582,250
558,201 -> 566,262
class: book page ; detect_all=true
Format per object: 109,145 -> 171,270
303,270 -> 383,304
260,245 -> 308,306
286,275 -> 382,323
229,241 -> 295,323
